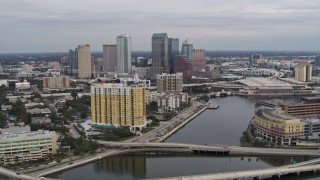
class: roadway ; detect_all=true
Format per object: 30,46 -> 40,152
28,148 -> 190,178
0,166 -> 38,180
126,101 -> 205,143
99,142 -> 320,157
23,141 -> 320,179
148,163 -> 320,180
29,149 -> 123,177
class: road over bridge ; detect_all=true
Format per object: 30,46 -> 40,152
0,165 -> 56,180
148,163 -> 320,180
99,142 -> 320,157
13,141 -> 320,179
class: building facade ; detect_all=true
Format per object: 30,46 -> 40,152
168,38 -> 179,73
295,62 -> 312,82
174,55 -> 193,84
69,48 -> 78,75
91,80 -> 146,131
193,49 -> 206,70
181,39 -> 193,61
117,35 -> 132,74
0,130 -> 57,165
43,76 -> 70,89
78,44 -> 92,78
280,97 -> 320,118
151,33 -> 169,79
253,107 -> 305,145
250,54 -> 262,67
103,44 -> 117,72
156,73 -> 183,93
238,78 -> 312,96
157,92 -> 188,113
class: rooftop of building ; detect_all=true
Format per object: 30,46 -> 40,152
303,118 -> 320,124
257,107 -> 299,121
152,33 -> 167,37
27,108 -> 51,114
280,96 -> 320,106
92,80 -> 146,88
0,125 -> 31,134
279,78 -> 308,85
0,130 -> 56,141
238,78 -> 293,88
301,96 -> 320,101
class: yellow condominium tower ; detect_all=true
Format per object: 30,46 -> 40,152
295,62 -> 312,82
91,80 -> 147,131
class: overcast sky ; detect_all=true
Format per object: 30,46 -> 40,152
1,0 -> 320,53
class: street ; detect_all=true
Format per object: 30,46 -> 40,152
127,101 -> 205,143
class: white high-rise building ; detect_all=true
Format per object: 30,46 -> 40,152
117,35 -> 132,74
78,44 -> 91,78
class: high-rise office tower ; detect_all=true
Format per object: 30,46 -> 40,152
68,48 -> 78,75
295,62 -> 312,82
174,55 -> 193,84
103,43 -> 117,72
181,39 -> 193,61
77,44 -> 92,79
117,35 -> 132,74
168,38 -> 179,73
193,49 -> 206,70
151,33 -> 168,79
250,54 -> 262,67
91,80 -> 147,131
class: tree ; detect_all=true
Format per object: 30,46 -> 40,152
9,100 -> 28,123
147,101 -> 158,112
0,113 -> 7,128
71,90 -> 78,100
198,95 -> 209,102
163,110 -> 174,120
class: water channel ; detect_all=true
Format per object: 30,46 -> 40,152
48,96 -> 319,180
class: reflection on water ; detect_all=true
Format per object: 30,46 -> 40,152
48,153 -> 314,180
166,96 -> 302,145
0,175 -> 10,180
93,155 -> 146,179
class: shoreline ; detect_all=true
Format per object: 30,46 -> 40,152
159,104 -> 211,142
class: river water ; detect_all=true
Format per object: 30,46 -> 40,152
167,96 -> 258,145
48,96 -> 319,180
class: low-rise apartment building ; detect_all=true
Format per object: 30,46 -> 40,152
0,130 -> 58,165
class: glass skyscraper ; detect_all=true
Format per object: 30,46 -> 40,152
151,33 -> 168,79
168,38 -> 179,73
117,34 -> 132,74
68,48 -> 78,75
181,39 -> 193,61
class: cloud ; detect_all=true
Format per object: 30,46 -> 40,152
0,0 -> 320,52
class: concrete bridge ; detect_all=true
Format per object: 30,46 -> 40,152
148,163 -> 320,180
3,142 -> 320,179
99,141 -> 320,157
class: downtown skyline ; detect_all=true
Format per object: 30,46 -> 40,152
1,0 -> 320,53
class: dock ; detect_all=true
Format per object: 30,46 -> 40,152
206,104 -> 219,109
